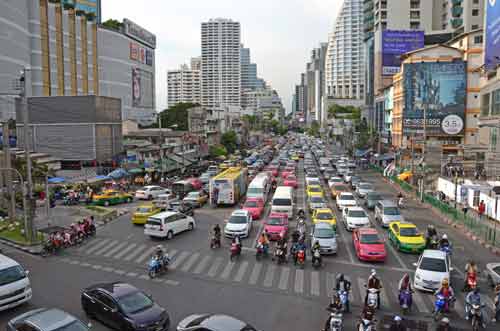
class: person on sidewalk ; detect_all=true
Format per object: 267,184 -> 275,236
478,200 -> 486,220
462,202 -> 469,219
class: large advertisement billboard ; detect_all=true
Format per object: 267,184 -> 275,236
129,43 -> 153,66
123,19 -> 156,49
485,0 -> 500,70
132,68 -> 154,108
382,30 -> 424,76
403,61 -> 466,136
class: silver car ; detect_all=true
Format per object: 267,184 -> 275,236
7,308 -> 90,331
311,223 -> 337,255
309,195 -> 327,211
485,262 -> 500,287
356,182 -> 374,198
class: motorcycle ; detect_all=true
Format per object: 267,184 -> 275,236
357,318 -> 376,331
433,294 -> 454,321
398,197 -> 404,209
426,234 -> 439,249
469,303 -> 486,331
210,234 -> 221,249
41,239 -> 58,257
148,255 -> 170,278
337,290 -> 349,313
255,243 -> 269,261
295,249 -> 305,268
399,289 -> 413,314
326,308 -> 343,331
365,287 -> 379,310
230,243 -> 241,261
275,247 -> 286,264
312,249 -> 322,269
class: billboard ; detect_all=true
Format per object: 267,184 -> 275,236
62,0 -> 98,16
382,30 -> 424,76
123,19 -> 156,49
403,61 -> 466,136
485,0 -> 500,69
132,68 -> 154,108
129,43 -> 153,66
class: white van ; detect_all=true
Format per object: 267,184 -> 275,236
144,211 -> 196,239
247,175 -> 270,202
0,254 -> 32,311
271,186 -> 294,219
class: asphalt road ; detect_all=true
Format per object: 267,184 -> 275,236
1,149 -> 499,331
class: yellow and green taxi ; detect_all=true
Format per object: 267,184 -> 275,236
312,208 -> 337,230
388,221 -> 425,253
92,190 -> 133,207
291,154 -> 300,162
306,185 -> 324,198
132,204 -> 161,225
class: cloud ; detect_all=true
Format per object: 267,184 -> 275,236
101,0 -> 342,113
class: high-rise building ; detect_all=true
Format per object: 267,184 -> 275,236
167,60 -> 201,108
240,45 -> 258,110
443,0 -> 484,34
294,73 -> 308,122
325,0 -> 365,102
201,18 -> 241,110
306,44 -> 328,124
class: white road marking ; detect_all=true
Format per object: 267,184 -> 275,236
263,264 -> 276,287
93,240 -> 119,256
84,239 -> 111,254
249,263 -> 263,285
103,242 -> 129,258
207,257 -> 223,277
126,272 -> 138,277
233,261 -> 249,282
278,267 -> 290,290
311,271 -> 320,296
169,251 -> 190,269
220,260 -> 235,279
113,243 -> 137,259
123,244 -> 146,261
181,252 -> 200,272
294,269 -> 304,293
193,255 -> 212,275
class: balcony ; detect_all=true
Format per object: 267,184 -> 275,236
451,18 -> 463,29
451,0 -> 462,5
452,6 -> 463,17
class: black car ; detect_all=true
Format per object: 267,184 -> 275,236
177,314 -> 259,331
81,282 -> 170,331
168,201 -> 195,216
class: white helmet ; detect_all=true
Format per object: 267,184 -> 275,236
442,234 -> 448,240
370,269 -> 376,277
156,245 -> 163,250
394,316 -> 402,322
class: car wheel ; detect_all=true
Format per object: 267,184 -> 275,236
188,223 -> 194,231
148,195 -> 153,200
166,231 -> 174,240
104,201 -> 110,207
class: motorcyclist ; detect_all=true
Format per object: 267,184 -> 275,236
275,234 -> 287,262
297,218 -> 306,235
231,237 -> 241,255
426,225 -> 438,248
258,232 -> 270,255
465,287 -> 486,327
397,192 -> 404,208
311,240 -> 322,266
463,260 -> 478,292
361,301 -> 376,322
398,273 -> 413,292
435,278 -> 455,312
435,317 -> 452,331
153,245 -> 168,267
292,239 -> 306,264
335,273 -> 351,313
291,229 -> 300,243
365,269 -> 382,309
439,234 -> 450,249
297,209 -> 305,219
389,315 -> 406,331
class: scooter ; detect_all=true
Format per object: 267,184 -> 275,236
398,197 -> 404,209
326,308 -> 343,331
295,249 -> 305,268
468,302 -> 486,331
230,243 -> 241,261
357,318 -> 376,331
210,234 -> 221,249
148,255 -> 170,278
399,289 -> 413,315
365,287 -> 379,310
255,243 -> 269,261
337,290 -> 349,313
433,294 -> 453,321
274,247 -> 286,264
312,249 -> 322,269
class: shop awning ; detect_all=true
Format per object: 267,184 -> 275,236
375,153 -> 395,161
355,149 -> 371,157
48,177 -> 65,184
128,168 -> 144,174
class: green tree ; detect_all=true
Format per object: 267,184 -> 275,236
221,131 -> 238,154
209,145 -> 227,158
242,115 -> 259,131
102,19 -> 122,31
307,120 -> 320,137
156,102 -> 198,131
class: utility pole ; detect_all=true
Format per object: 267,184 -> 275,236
410,133 -> 415,185
20,68 -> 35,242
2,121 -> 15,219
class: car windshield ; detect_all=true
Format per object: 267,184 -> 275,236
340,194 -> 355,201
310,196 -> 325,203
273,198 -> 292,206
245,201 -> 258,208
308,180 -> 320,186
117,291 -> 154,314
384,207 -> 400,215
360,234 -> 382,244
420,257 -> 447,272
54,320 -> 89,331
0,266 -> 26,286
314,227 -> 335,238
360,184 -> 373,190
400,227 -> 420,237
348,210 -> 366,217
267,217 -> 285,225
247,187 -> 263,195
186,192 -> 198,198
229,215 -> 248,224
316,212 -> 333,220
136,207 -> 152,213
309,186 -> 321,192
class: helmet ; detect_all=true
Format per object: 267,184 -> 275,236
156,245 -> 163,250
371,269 -> 376,277
338,273 -> 344,281
394,316 -> 402,322
441,317 -> 450,325
428,224 -> 435,229
442,278 -> 449,286
442,234 -> 448,240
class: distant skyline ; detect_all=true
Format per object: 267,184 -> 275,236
101,0 -> 342,113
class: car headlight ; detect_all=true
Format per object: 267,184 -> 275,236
415,274 -> 421,280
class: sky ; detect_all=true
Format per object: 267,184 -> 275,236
101,0 -> 343,114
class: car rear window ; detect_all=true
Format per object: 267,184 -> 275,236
273,198 -> 292,206
384,207 -> 400,215
340,194 -> 355,200
360,234 -> 382,244
316,212 -> 333,220
267,217 -> 285,225
400,227 -> 420,237
348,210 -> 366,217
420,257 -> 447,272
146,218 -> 162,226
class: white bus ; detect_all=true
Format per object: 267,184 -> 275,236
271,186 -> 294,219
247,174 -> 270,202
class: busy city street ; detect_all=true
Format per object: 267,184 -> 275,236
1,135 -> 499,331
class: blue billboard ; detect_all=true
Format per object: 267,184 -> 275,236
485,0 -> 500,70
403,61 -> 466,136
382,30 -> 424,76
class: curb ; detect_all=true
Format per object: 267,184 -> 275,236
380,174 -> 500,257
0,237 -> 42,255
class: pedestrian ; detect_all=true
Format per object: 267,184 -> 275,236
478,200 -> 486,220
462,202 -> 469,219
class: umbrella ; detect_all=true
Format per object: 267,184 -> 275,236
107,168 -> 129,179
48,177 -> 65,184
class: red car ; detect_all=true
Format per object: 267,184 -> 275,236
283,175 -> 298,188
242,197 -> 265,220
266,166 -> 279,177
281,171 -> 294,179
264,212 -> 289,241
353,227 -> 387,262
187,177 -> 203,190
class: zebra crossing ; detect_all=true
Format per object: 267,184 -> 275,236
62,237 -> 500,316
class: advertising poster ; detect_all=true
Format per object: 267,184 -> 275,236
485,0 -> 500,69
129,43 -> 139,61
382,30 -> 424,75
129,42 -> 153,66
132,68 -> 154,108
403,61 -> 466,136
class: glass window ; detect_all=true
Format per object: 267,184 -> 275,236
474,36 -> 483,44
492,90 -> 500,115
117,291 -> 153,314
482,93 -> 491,116
491,128 -> 498,148
420,257 -> 446,272
360,234 -> 382,244
0,266 -> 27,286
472,9 -> 479,16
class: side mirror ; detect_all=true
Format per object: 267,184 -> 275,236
24,270 -> 30,276
450,267 -> 454,272
412,262 -> 418,267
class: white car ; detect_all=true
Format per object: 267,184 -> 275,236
306,176 -> 321,186
344,171 -> 354,183
328,177 -> 344,188
0,254 -> 32,311
224,209 -> 253,238
356,182 -> 374,198
336,192 -> 357,210
413,250 -> 452,292
342,206 -> 370,231
144,211 -> 195,239
135,185 -> 169,200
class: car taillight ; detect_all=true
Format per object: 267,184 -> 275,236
159,225 -> 164,231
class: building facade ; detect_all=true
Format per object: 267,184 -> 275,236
98,19 -> 156,126
306,43 -> 328,124
167,62 -> 201,108
325,0 -> 365,101
201,18 -> 241,110
0,0 -> 100,120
